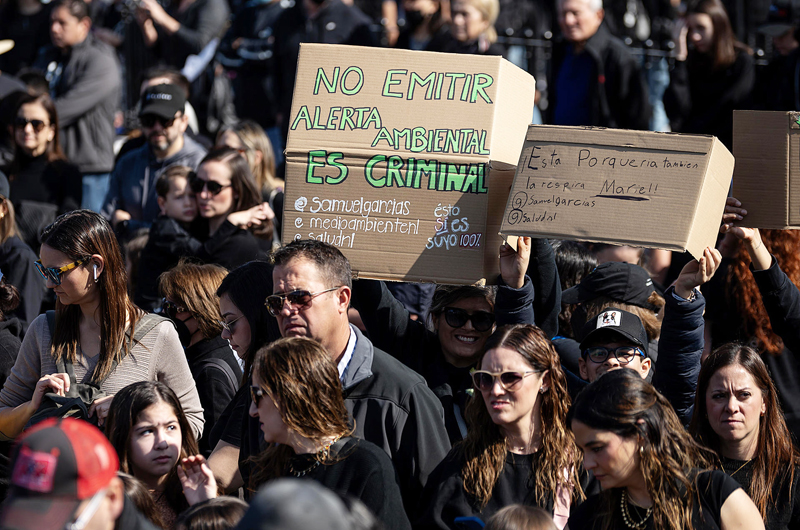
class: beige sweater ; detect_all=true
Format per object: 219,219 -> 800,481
0,313 -> 204,438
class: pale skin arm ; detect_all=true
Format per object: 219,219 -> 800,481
0,374 -> 70,439
720,197 -> 772,271
720,489 -> 765,530
178,455 -> 218,505
499,236 -> 531,289
206,440 -> 244,493
672,247 -> 722,299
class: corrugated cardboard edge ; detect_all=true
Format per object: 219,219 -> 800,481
685,138 -> 734,258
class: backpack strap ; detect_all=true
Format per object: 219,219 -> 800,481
196,357 -> 239,391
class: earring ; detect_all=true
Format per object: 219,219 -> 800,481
93,264 -> 99,282
639,446 -> 645,457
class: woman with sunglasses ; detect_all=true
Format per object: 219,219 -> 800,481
0,209 -> 204,440
416,324 -> 585,529
158,260 -> 242,456
7,92 -> 81,255
178,336 -> 411,530
567,368 -> 764,530
193,147 -> 273,270
350,237 -> 535,443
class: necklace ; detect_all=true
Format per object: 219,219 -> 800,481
620,490 -> 652,530
288,436 -> 342,478
724,458 -> 752,478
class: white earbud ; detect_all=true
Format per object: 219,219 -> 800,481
93,264 -> 98,281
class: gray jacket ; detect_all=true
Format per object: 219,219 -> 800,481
35,34 -> 121,174
101,135 -> 207,224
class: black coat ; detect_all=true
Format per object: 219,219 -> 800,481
0,236 -> 44,333
548,24 -> 651,130
196,220 -> 266,271
0,317 -> 23,388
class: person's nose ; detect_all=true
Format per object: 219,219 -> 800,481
154,429 -> 169,448
603,356 -> 622,369
249,401 -> 258,418
724,396 -> 739,414
221,327 -> 231,340
583,452 -> 596,471
490,377 -> 505,397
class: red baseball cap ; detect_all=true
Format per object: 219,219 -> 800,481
0,418 -> 119,530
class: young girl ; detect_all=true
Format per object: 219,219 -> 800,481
106,381 -> 201,528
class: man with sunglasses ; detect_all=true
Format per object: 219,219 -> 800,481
270,239 -> 450,515
101,83 -> 206,235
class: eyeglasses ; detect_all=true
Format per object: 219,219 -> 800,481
265,287 -> 341,317
65,488 -> 107,530
160,298 -> 187,319
140,114 -> 177,129
471,370 -> 541,392
582,346 -> 646,364
189,178 -> 231,196
218,314 -> 244,332
14,117 -> 49,133
250,385 -> 265,406
34,258 -> 85,286
443,307 -> 495,332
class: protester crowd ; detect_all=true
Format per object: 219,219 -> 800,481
0,0 -> 799,528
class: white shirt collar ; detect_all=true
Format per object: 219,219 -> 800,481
337,325 -> 357,383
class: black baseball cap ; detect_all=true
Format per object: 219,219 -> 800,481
0,418 -> 120,530
562,262 -> 658,311
139,84 -> 186,120
578,308 -> 649,357
759,1 -> 796,37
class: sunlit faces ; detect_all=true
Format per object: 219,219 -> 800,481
687,13 -> 715,54
195,160 -> 235,221
219,293 -> 251,360
39,244 -> 98,306
705,364 -> 766,455
451,0 -> 490,42
129,400 -> 182,487
479,346 -> 549,430
578,340 -> 652,382
216,129 -> 245,152
572,420 -> 642,490
436,296 -> 494,367
15,102 -> 55,157
272,258 -> 347,347
558,0 -> 604,44
142,111 -> 187,155
157,176 -> 197,223
50,5 -> 89,49
249,372 -> 290,444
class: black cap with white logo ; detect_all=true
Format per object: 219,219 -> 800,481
139,84 -> 186,119
578,308 -> 649,357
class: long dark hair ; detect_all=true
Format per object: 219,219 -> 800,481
41,210 -> 142,383
10,93 -> 66,174
216,260 -> 280,385
569,369 -> 715,530
106,381 -> 200,516
690,343 -> 800,517
686,0 -> 747,70
461,325 -> 581,509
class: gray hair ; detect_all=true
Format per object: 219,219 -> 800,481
559,0 -> 603,12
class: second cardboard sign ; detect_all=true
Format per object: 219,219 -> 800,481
500,125 -> 734,259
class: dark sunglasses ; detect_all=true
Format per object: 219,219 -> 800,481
160,298 -> 187,319
250,385 -> 265,406
265,287 -> 341,317
471,370 -> 541,392
140,114 -> 177,129
14,117 -> 48,133
189,178 -> 231,196
34,258 -> 85,286
582,346 -> 646,365
443,307 -> 495,332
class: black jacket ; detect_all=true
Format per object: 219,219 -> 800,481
0,236 -> 44,333
0,317 -> 23,389
342,326 -> 451,514
34,35 -> 121,174
157,0 -> 230,69
186,335 -> 242,456
548,24 -> 651,130
196,220 -> 266,271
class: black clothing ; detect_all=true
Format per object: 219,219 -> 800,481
158,0 -> 230,69
186,335 -> 242,456
427,34 -> 505,56
416,449 -> 595,529
719,458 -> 800,530
288,437 -> 411,530
0,3 -> 53,75
0,236 -> 44,333
568,470 -> 740,530
0,317 -> 23,388
8,154 -> 82,253
548,24 -> 651,130
664,50 -> 755,149
196,220 -> 265,270
135,216 -> 203,311
753,48 -> 800,111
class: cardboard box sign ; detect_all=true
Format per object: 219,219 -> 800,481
283,43 -> 536,284
499,125 -> 734,259
732,110 -> 800,228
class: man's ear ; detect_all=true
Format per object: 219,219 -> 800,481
639,357 -> 652,378
578,357 -> 589,381
337,286 -> 352,314
157,196 -> 167,215
107,477 -> 125,520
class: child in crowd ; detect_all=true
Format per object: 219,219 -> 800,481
136,165 -> 202,311
175,497 -> 249,530
106,381 -> 202,529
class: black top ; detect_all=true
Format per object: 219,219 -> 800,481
720,458 -> 800,530
286,437 -> 411,530
196,220 -> 266,271
0,317 -> 23,389
0,236 -> 44,333
0,3 -> 53,75
568,470 -> 740,530
186,336 -> 242,456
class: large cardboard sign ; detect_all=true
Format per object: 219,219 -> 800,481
732,110 -> 800,228
283,44 -> 536,284
499,126 -> 734,259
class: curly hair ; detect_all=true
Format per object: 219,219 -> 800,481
569,369 -> 715,530
726,229 -> 800,354
460,324 -> 582,509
